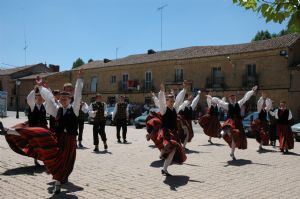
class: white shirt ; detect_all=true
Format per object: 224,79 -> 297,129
158,88 -> 186,115
88,101 -> 108,118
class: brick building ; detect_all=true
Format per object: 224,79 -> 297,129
0,63 -> 59,111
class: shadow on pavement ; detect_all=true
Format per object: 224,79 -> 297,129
47,181 -> 84,199
150,159 -> 164,168
148,145 -> 156,148
163,175 -> 204,191
257,148 -> 278,154
2,165 -> 46,176
93,150 -> 112,155
199,143 -> 225,147
76,146 -> 89,150
184,149 -> 200,154
284,151 -> 300,156
223,159 -> 272,167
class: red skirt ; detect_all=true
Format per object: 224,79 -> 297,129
199,114 -> 221,138
158,128 -> 187,164
222,118 -> 247,149
5,123 -> 76,183
146,117 -> 164,150
277,124 -> 294,150
177,115 -> 194,143
251,119 -> 270,145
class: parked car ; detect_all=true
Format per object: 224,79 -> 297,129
242,112 -> 259,138
134,108 -> 160,129
291,123 -> 300,142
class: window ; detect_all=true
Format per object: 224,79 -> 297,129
212,67 -> 221,83
111,75 -> 116,84
145,71 -> 152,90
247,64 -> 256,76
90,77 -> 98,92
122,73 -> 129,90
175,68 -> 183,82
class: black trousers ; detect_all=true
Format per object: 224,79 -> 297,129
116,119 -> 127,140
77,120 -> 85,141
269,124 -> 277,142
93,121 -> 107,145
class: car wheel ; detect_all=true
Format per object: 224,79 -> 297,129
135,124 -> 142,129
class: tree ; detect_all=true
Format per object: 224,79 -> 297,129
252,29 -> 290,41
72,58 -> 85,69
88,58 -> 94,63
232,0 -> 300,32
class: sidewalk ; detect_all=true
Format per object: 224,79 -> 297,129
0,115 -> 300,199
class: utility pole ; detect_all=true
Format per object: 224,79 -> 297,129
157,4 -> 167,51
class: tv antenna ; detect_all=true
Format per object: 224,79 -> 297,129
157,4 -> 168,51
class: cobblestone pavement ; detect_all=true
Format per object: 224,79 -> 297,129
0,113 -> 300,199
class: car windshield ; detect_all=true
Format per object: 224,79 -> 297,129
107,107 -> 114,112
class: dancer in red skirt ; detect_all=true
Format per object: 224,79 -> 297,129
0,70 -> 83,195
269,100 -> 294,154
214,86 -> 257,160
177,91 -> 201,148
199,94 -> 221,144
251,92 -> 272,151
158,82 -> 187,176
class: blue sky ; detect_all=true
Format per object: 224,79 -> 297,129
0,0 -> 288,71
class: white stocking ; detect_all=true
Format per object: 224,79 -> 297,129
163,148 -> 176,171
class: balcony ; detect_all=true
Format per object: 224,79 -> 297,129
242,74 -> 258,88
206,76 -> 225,89
118,80 -> 155,93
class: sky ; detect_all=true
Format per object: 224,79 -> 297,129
0,0 -> 288,71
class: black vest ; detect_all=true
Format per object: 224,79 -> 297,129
115,103 -> 127,120
78,104 -> 85,122
259,109 -> 268,121
28,104 -> 47,127
55,107 -> 78,135
92,102 -> 105,122
162,107 -> 177,131
209,105 -> 219,116
228,103 -> 241,119
277,109 -> 289,124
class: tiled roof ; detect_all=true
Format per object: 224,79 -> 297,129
18,72 -> 58,80
76,33 -> 300,70
0,63 -> 45,76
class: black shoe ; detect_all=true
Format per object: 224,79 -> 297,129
104,143 -> 108,150
53,185 -> 61,195
123,139 -> 127,143
78,143 -> 83,148
93,146 -> 99,152
117,139 -> 121,143
0,122 -> 7,135
34,159 -> 41,167
208,140 -> 213,144
230,153 -> 236,161
161,169 -> 172,176
285,149 -> 289,154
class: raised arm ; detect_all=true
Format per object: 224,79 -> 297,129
39,86 -> 59,117
238,86 -> 257,107
212,97 -> 229,111
26,89 -> 36,111
191,91 -> 201,110
265,98 -> 272,112
174,88 -> 186,112
72,78 -> 84,117
257,97 -> 264,112
151,92 -> 160,108
158,90 -> 167,115
177,100 -> 189,113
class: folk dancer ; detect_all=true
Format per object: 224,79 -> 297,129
89,94 -> 108,151
214,86 -> 257,160
269,100 -> 294,154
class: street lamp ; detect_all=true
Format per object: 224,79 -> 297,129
15,79 -> 21,119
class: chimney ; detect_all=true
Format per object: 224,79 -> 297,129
104,58 -> 111,63
49,64 -> 60,72
147,49 -> 156,54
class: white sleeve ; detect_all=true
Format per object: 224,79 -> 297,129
257,97 -> 263,112
174,88 -> 186,112
126,104 -> 129,119
274,109 -> 279,119
88,103 -> 96,118
152,96 -> 160,108
191,94 -> 200,110
26,90 -> 36,111
81,102 -> 89,114
178,100 -> 189,113
213,97 -> 229,111
206,95 -> 212,108
265,98 -> 272,112
72,78 -> 84,117
158,90 -> 167,115
104,103 -> 108,116
39,86 -> 59,117
288,110 -> 293,120
112,104 -> 117,120
238,90 -> 255,107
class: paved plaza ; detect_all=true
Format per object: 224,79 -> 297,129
0,112 -> 300,199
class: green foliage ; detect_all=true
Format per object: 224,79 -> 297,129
72,58 -> 85,69
252,29 -> 290,41
232,0 -> 300,32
